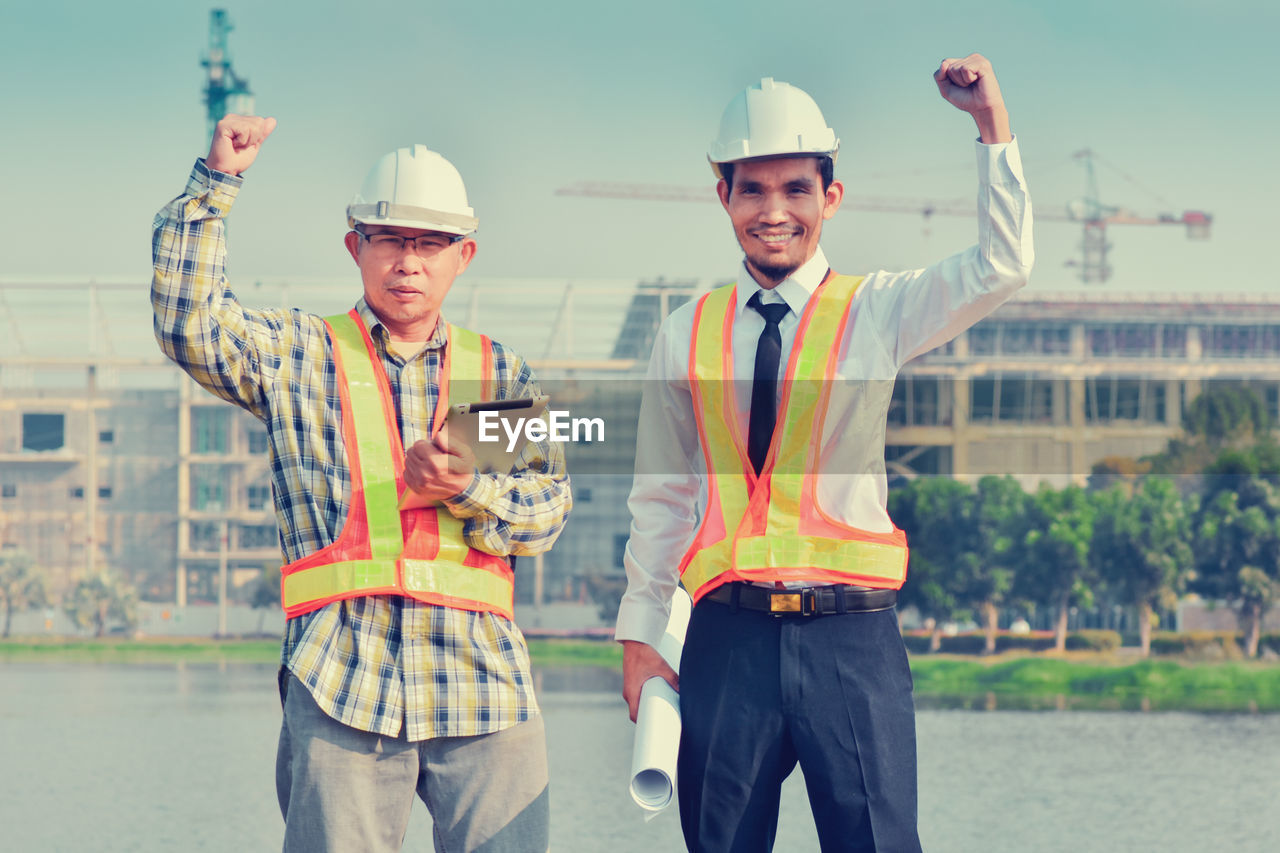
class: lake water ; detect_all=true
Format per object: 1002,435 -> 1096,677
1,662 -> 1277,852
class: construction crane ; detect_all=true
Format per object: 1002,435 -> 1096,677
202,9 -> 255,141
1061,148 -> 1210,283
555,150 -> 1211,284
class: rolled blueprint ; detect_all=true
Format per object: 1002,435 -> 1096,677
628,588 -> 691,812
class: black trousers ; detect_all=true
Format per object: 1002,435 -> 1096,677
677,599 -> 922,853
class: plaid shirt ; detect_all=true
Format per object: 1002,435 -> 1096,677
152,160 -> 571,740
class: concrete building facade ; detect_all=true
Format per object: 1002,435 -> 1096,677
4,279 -> 1279,618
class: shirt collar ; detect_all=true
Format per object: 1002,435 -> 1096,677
354,298 -> 449,351
734,246 -> 830,318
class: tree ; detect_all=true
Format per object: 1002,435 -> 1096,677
584,570 -> 627,624
1088,455 -> 1151,495
1091,479 -> 1194,657
0,549 -> 48,638
1014,485 -> 1099,652
891,477 -> 975,651
1193,471 -> 1280,658
64,573 -> 138,638
250,564 -> 281,634
1182,385 -> 1270,448
892,476 -> 1027,654
966,476 -> 1028,654
1145,385 -> 1274,485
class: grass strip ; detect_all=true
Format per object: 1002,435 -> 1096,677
0,638 -> 282,663
910,656 -> 1280,712
3,638 -> 1277,711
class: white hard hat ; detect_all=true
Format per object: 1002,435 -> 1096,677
346,144 -> 478,235
707,78 -> 839,179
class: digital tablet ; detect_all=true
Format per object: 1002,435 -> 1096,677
398,395 -> 551,510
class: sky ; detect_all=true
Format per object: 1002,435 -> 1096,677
1,0 -> 1276,295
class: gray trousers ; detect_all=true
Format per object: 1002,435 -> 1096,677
275,672 -> 550,853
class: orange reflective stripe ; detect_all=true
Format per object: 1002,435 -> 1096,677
678,273 -> 909,601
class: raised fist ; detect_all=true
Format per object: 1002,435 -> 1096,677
207,114 -> 277,176
934,54 -> 1010,144
934,54 -> 1004,116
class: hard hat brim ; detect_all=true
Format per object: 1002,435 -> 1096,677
708,145 -> 840,180
346,202 -> 477,236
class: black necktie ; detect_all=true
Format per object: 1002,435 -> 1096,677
747,292 -> 790,475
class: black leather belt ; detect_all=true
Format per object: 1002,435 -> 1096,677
705,582 -> 897,616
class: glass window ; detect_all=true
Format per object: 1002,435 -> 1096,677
192,466 -> 225,511
190,521 -> 221,552
969,325 -> 998,356
1161,326 -> 1187,357
248,431 -> 269,454
247,484 -> 271,511
23,413 -> 65,452
193,409 -> 229,453
239,524 -> 278,549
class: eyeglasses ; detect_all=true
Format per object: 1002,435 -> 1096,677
354,225 -> 463,257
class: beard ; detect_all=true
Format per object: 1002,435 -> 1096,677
748,258 -> 800,285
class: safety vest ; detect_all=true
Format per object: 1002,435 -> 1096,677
279,309 -> 515,620
677,273 -> 909,603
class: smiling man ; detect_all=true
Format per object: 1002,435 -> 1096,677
152,116 -> 569,853
618,55 -> 1034,851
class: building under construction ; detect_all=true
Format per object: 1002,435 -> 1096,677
3,276 -> 1279,613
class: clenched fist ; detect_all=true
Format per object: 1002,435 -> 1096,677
207,114 -> 277,176
934,54 -> 1011,144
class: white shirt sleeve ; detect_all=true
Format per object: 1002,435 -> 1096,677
859,138 -> 1034,369
615,311 -> 704,647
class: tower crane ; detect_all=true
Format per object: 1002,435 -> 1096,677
202,9 -> 255,141
555,150 -> 1211,284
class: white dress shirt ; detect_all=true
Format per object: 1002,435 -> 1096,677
617,138 -> 1034,648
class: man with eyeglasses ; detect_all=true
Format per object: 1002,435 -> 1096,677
152,114 -> 569,852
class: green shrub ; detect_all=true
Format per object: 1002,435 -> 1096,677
1149,631 -> 1243,660
938,634 -> 989,655
902,634 -> 934,655
903,632 -> 1057,655
1064,630 -> 1121,652
995,635 -> 1056,652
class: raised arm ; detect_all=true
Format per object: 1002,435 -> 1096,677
151,114 -> 288,418
861,55 -> 1033,367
